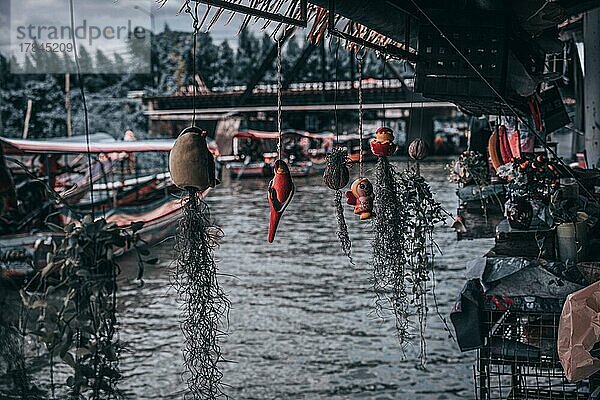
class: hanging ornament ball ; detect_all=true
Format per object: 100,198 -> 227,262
323,148 -> 350,190
408,138 -> 427,160
169,126 -> 217,192
370,127 -> 397,157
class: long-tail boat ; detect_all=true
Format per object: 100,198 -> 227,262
0,135 -> 214,288
222,129 -> 332,178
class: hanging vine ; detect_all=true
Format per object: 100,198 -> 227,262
372,157 -> 410,344
171,190 -> 229,399
20,217 -> 148,399
371,130 -> 448,366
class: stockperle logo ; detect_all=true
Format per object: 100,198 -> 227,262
9,0 -> 151,74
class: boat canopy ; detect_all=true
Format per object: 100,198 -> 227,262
234,129 -> 335,141
0,136 -> 174,155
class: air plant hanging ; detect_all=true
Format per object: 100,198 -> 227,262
169,126 -> 229,399
371,134 -> 447,366
323,148 -> 352,260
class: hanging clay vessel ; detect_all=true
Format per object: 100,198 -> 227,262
323,148 -> 350,190
267,160 -> 295,243
370,127 -> 397,157
346,177 -> 374,220
169,126 -> 217,192
408,138 -> 427,160
505,197 -> 533,230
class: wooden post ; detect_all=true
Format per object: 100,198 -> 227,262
65,73 -> 72,137
584,8 -> 600,167
23,99 -> 32,139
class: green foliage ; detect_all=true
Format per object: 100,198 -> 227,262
372,159 -> 448,366
21,216 -> 144,399
446,151 -> 489,185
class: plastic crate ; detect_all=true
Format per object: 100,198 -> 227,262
476,301 -> 600,400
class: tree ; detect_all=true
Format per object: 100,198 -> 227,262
234,28 -> 261,83
77,45 -> 93,73
95,49 -> 113,73
214,40 -> 234,88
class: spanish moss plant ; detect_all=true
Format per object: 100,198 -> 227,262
334,190 -> 352,262
372,157 -> 410,344
324,149 -> 352,262
372,158 -> 447,366
171,190 -> 229,400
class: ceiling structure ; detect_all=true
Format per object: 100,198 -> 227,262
186,0 -> 598,115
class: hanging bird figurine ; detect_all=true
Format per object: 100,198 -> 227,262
267,160 -> 295,243
346,177 -> 374,220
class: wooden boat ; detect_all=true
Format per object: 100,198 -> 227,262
223,129 -> 331,178
333,133 -> 376,163
0,136 -> 213,288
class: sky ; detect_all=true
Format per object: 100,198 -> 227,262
0,0 -> 275,59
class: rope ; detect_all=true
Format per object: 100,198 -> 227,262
276,37 -> 283,159
333,39 -> 340,143
191,2 -> 200,127
357,52 -> 364,177
68,0 -> 94,217
381,56 -> 386,127
407,0 -> 594,198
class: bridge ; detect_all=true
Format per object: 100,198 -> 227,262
145,79 -> 454,121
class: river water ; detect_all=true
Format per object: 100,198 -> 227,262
4,160 -> 495,399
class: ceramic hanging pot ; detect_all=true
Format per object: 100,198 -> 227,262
169,126 -> 217,192
408,138 -> 427,160
505,197 -> 533,230
370,127 -> 397,157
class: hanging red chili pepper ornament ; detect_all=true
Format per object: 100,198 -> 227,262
267,160 -> 295,243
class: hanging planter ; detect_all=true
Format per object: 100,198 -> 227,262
169,126 -> 217,192
371,134 -> 448,365
323,148 -> 352,259
408,138 -> 427,161
169,125 -> 228,399
370,127 -> 398,157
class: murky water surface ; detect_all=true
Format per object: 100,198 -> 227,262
4,161 -> 494,399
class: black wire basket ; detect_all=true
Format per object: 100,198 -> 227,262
475,296 -> 600,400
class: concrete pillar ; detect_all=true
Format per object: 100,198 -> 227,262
584,8 -> 600,167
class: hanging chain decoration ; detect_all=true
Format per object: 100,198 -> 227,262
170,6 -> 229,398
323,39 -> 352,261
267,34 -> 295,243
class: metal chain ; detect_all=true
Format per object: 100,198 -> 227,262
276,37 -> 282,159
357,53 -> 364,178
